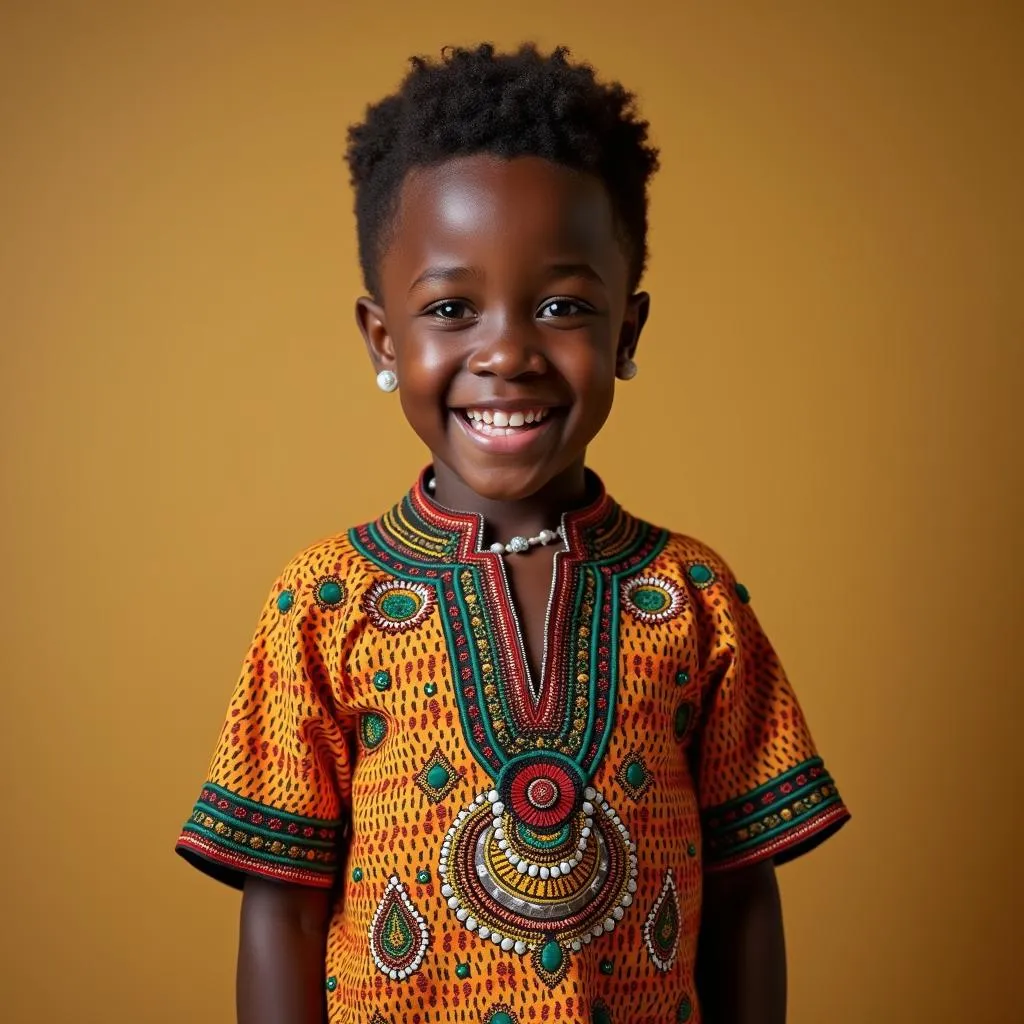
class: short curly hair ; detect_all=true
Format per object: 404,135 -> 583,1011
345,43 -> 660,298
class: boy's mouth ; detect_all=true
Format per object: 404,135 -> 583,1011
460,407 -> 552,437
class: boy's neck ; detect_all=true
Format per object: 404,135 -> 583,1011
429,459 -> 592,544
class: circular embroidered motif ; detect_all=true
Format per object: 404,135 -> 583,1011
484,1006 -> 519,1024
439,771 -> 638,989
735,581 -> 751,604
621,575 -> 686,624
364,579 -> 435,632
314,577 -> 346,610
686,562 -> 716,589
276,589 -> 294,613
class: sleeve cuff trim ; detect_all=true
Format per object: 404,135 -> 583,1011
703,803 -> 850,871
701,758 -> 846,864
176,832 -> 335,888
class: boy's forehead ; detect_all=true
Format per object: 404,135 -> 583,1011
383,155 -> 624,285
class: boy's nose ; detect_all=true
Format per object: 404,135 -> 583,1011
467,329 -> 548,379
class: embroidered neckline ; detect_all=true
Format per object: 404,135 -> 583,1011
376,467 -> 636,568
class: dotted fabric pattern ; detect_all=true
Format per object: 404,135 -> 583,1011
176,476 -> 849,1024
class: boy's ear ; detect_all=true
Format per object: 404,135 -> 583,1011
617,291 -> 651,365
355,296 -> 396,371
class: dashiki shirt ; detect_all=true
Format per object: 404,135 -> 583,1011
177,471 -> 850,1024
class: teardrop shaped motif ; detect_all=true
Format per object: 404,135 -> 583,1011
369,875 -> 430,981
643,868 -> 680,972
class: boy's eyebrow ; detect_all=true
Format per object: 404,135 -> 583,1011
409,262 -> 605,293
409,265 -> 483,293
544,262 -> 606,287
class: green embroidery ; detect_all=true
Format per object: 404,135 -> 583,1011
687,562 -> 715,588
540,940 -> 563,972
424,682 -> 438,697
316,579 -> 344,605
674,702 -> 694,740
455,962 -> 470,979
359,712 -> 387,750
735,581 -> 751,604
276,590 -> 294,613
372,670 -> 391,691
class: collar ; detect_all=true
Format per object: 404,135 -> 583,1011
374,466 -> 639,566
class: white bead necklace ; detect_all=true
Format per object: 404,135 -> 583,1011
426,475 -> 564,558
488,527 -> 564,557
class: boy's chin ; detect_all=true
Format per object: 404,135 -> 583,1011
447,462 -> 572,505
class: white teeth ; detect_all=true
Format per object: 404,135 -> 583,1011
463,408 -> 551,435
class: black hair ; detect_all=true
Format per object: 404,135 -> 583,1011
345,43 -> 659,298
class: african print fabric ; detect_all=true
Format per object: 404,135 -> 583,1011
176,470 -> 850,1023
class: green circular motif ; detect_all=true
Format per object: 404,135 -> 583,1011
351,867 -> 363,882
455,962 -> 470,979
317,579 -> 343,605
489,1013 -> 514,1024
678,996 -> 693,1022
625,762 -> 647,788
325,976 -> 337,992
359,712 -> 387,751
687,563 -> 714,586
424,682 -> 438,697
540,940 -> 563,973
674,702 -> 694,740
735,582 -> 751,604
426,763 -> 450,789
632,586 -> 671,613
276,590 -> 294,613
688,842 -> 698,858
593,1002 -> 613,1024
599,958 -> 614,975
675,670 -> 690,685
372,670 -> 391,691
380,592 -> 419,620
416,869 -> 431,884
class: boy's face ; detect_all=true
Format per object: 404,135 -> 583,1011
358,154 -> 648,502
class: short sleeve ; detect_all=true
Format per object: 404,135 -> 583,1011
175,553 -> 354,889
690,550 -> 850,872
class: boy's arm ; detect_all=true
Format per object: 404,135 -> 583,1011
696,860 -> 787,1024
238,877 -> 331,1024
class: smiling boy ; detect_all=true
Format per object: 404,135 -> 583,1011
177,43 -> 849,1024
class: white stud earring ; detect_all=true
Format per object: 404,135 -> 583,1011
376,370 -> 398,393
617,359 -> 638,381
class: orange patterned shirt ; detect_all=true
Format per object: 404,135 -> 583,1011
177,472 -> 849,1024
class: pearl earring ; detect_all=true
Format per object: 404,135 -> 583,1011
376,370 -> 398,393
617,359 -> 638,381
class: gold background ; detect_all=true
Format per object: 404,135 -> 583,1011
1,2 -> 1021,1022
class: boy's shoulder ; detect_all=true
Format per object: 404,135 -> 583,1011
626,509 -> 741,587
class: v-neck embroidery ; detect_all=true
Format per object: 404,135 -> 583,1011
350,469 -> 668,780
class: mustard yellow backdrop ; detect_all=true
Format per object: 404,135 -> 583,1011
1,2 -> 1021,1022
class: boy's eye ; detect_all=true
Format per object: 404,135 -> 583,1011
427,300 -> 473,320
539,299 -> 589,318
